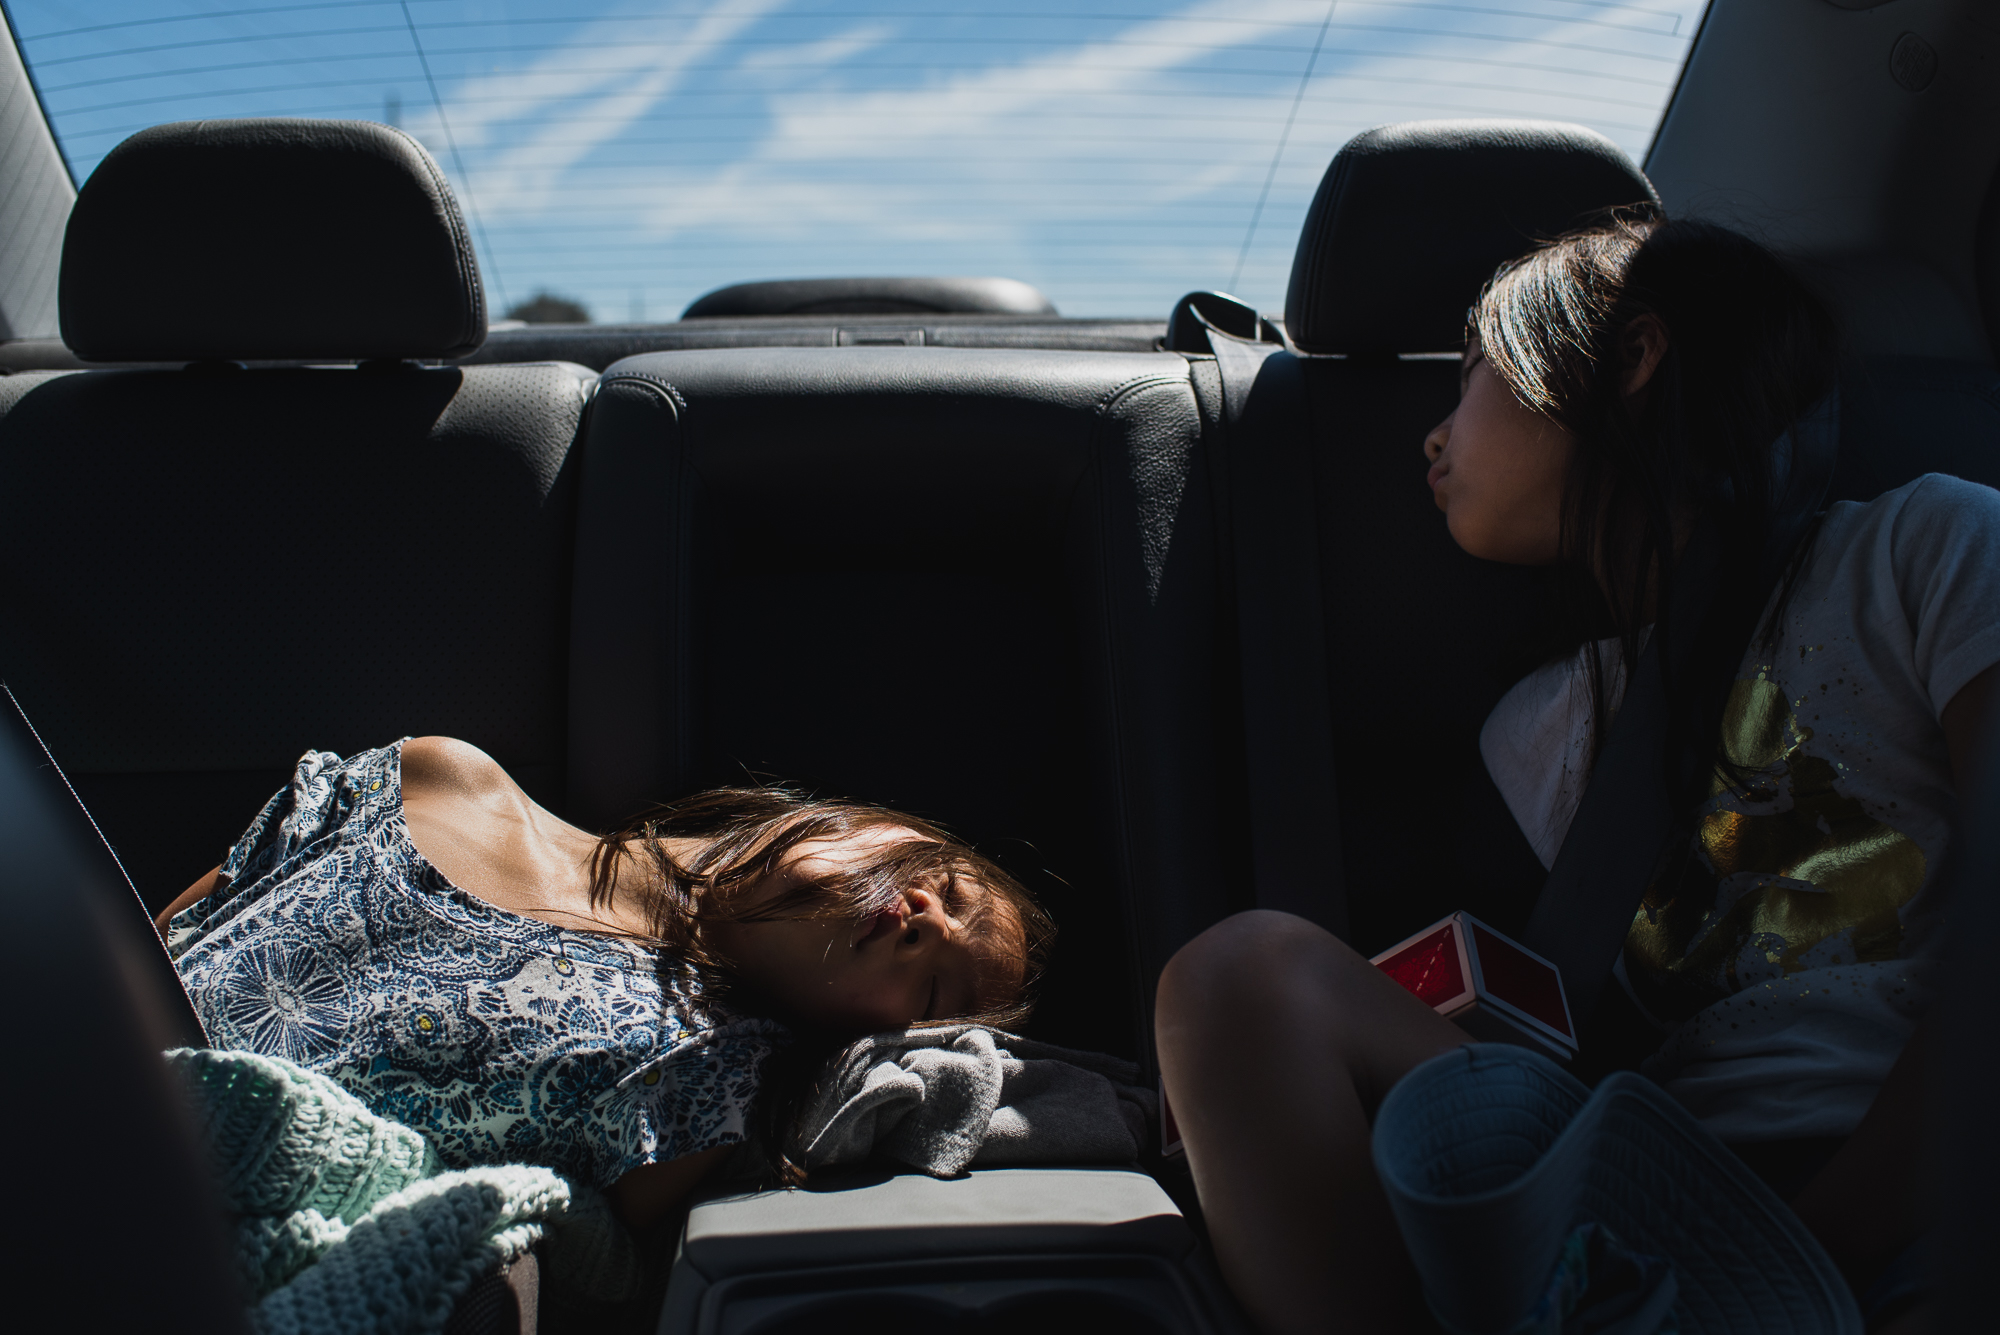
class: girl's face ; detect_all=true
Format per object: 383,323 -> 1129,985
708,825 -> 1024,1034
1422,338 -> 1575,565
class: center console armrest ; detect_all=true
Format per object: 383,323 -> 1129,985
659,1167 -> 1245,1334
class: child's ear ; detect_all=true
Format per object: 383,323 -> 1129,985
1620,314 -> 1669,396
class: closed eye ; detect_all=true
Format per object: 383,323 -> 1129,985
921,975 -> 938,1022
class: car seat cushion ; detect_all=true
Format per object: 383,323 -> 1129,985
0,359 -> 594,907
1283,119 -> 1658,355
60,118 -> 486,362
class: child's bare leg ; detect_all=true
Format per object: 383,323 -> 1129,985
1155,910 -> 1468,1335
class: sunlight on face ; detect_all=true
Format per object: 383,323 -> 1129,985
707,826 -> 1024,1035
1421,340 -> 1576,566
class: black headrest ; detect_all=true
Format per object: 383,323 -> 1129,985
1284,120 -> 1658,355
61,119 -> 486,362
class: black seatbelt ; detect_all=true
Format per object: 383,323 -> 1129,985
1523,394 -> 1841,1025
1171,291 -> 1349,937
1520,560 -> 1700,1025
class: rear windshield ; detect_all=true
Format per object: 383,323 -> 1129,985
7,1 -> 1710,320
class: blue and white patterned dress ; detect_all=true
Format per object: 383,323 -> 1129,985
166,742 -> 786,1187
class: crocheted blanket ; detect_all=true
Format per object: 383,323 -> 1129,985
167,1048 -> 636,1335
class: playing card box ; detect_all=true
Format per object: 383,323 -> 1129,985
1370,912 -> 1577,1061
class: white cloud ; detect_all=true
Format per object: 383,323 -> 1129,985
737,23 -> 893,73
405,0 -> 788,213
639,0 -> 1315,236
453,0 -> 1702,313
622,0 -> 1689,244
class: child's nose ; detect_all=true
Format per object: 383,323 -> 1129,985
1424,416 -> 1451,462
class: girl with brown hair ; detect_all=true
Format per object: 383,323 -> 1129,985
158,736 -> 1052,1227
1159,214 -> 1990,1333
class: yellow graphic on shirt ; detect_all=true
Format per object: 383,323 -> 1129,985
1623,674 -> 1925,1022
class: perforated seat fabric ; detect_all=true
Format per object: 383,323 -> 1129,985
0,361 -> 595,909
566,346 -> 1246,1059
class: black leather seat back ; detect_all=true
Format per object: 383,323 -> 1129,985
1295,357 -> 1569,948
0,120 -> 594,909
0,364 -> 591,907
0,684 -> 245,1334
1277,121 -> 1658,951
568,348 -> 1241,1058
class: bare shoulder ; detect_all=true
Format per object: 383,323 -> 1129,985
401,736 -> 517,802
398,738 -> 601,925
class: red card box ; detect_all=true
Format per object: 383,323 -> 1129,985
1371,912 -> 1577,1061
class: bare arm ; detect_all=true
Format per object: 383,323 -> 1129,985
1939,661 -> 1998,791
603,1144 -> 736,1230
1787,661 -> 1994,1293
154,864 -> 227,938
1788,1009 -> 1932,1284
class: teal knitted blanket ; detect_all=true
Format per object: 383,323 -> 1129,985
168,1048 -> 637,1335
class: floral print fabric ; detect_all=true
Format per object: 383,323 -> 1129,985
167,743 -> 785,1187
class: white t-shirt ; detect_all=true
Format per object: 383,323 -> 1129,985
1481,474 -> 2000,1142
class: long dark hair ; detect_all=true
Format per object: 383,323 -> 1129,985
585,786 -> 1055,1182
1474,210 -> 1842,811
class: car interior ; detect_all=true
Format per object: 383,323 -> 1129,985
2,2 -> 1996,1332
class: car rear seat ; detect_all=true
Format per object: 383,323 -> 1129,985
0,117 -> 1251,1329
565,344 -> 1248,1060
0,119 -> 596,911
42,111 -> 1991,1334
557,128 -> 1669,1335
1252,121 -> 1661,955
23,110 -> 1991,1333
564,345 -> 1249,1328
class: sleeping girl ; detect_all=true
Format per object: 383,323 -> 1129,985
157,737 -> 1051,1227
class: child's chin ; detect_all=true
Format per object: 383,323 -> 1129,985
1443,512 -> 1488,558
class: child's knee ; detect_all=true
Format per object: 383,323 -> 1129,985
1157,910 -> 1355,1029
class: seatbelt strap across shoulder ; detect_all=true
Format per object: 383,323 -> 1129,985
1520,602 -> 1682,1023
1522,394 -> 1841,1026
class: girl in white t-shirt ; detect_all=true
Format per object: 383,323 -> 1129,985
1155,213 -> 1989,1334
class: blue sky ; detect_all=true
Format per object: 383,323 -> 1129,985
7,1 -> 1707,320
